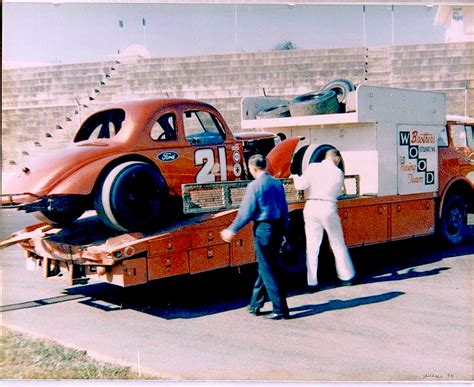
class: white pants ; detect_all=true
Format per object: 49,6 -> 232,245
303,200 -> 355,286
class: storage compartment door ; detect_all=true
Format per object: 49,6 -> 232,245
391,199 -> 435,240
189,244 -> 230,274
148,251 -> 189,280
231,223 -> 255,266
340,205 -> 389,247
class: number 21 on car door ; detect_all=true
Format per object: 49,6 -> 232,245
194,146 -> 243,183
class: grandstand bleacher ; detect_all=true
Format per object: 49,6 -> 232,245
2,41 -> 473,171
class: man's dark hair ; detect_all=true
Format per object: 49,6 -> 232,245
248,154 -> 267,170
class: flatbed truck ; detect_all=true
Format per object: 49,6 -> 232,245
1,85 -> 472,288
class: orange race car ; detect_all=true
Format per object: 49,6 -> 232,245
2,99 -> 288,232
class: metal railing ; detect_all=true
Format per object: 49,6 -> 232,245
182,175 -> 360,214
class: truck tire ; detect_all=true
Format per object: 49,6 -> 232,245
440,193 -> 468,245
289,145 -> 308,176
279,210 -> 307,274
290,144 -> 344,176
289,90 -> 339,117
321,78 -> 355,103
94,161 -> 168,232
256,104 -> 290,119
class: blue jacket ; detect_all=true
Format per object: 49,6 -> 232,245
228,172 -> 289,234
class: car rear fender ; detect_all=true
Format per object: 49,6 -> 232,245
49,154 -> 156,196
266,137 -> 301,178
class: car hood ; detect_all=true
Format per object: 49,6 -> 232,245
3,142 -> 115,197
233,131 -> 276,141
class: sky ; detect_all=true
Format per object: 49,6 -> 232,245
3,3 -> 444,65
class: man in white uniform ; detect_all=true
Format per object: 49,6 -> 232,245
290,148 -> 356,291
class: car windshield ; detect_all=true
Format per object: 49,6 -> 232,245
74,109 -> 126,142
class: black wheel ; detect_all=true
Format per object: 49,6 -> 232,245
256,104 -> 290,119
279,210 -> 307,274
34,207 -> 85,226
440,193 -> 468,245
289,145 -> 308,176
289,90 -> 339,117
94,161 -> 168,232
290,144 -> 344,176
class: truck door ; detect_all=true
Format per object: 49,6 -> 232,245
439,123 -> 474,192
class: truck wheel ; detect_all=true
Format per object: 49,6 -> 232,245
440,193 -> 468,245
35,208 -> 85,226
289,145 -> 308,176
289,90 -> 339,117
279,210 -> 306,274
290,144 -> 344,176
95,161 -> 168,232
256,104 -> 290,119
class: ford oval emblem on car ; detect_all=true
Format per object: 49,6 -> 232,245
157,151 -> 179,162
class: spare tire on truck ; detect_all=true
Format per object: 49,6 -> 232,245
289,89 -> 339,117
94,161 -> 168,232
321,79 -> 355,103
321,78 -> 355,113
290,143 -> 344,176
256,104 -> 290,119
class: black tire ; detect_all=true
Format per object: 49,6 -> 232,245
279,210 -> 307,274
256,104 -> 290,119
289,145 -> 308,176
440,193 -> 468,245
308,144 -> 345,172
94,161 -> 168,232
289,90 -> 339,117
321,78 -> 355,103
290,144 -> 344,176
34,207 -> 85,226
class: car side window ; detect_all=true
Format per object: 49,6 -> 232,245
150,113 -> 177,141
183,110 -> 225,146
74,109 -> 125,142
451,124 -> 467,148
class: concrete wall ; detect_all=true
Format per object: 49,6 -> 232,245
2,41 -> 473,171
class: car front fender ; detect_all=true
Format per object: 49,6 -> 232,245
266,137 -> 301,178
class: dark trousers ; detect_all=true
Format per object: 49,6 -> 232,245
249,220 -> 288,315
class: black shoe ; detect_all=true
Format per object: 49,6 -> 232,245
341,276 -> 358,287
247,305 -> 263,316
264,312 -> 289,320
306,285 -> 319,294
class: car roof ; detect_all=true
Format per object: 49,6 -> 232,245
105,98 -> 216,112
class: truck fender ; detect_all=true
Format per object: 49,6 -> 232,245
266,137 -> 301,178
437,176 -> 473,219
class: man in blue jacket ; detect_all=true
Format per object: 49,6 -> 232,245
221,154 -> 289,320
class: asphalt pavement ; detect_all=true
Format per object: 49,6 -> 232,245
0,209 -> 472,381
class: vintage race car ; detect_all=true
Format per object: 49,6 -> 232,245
2,98 -> 293,232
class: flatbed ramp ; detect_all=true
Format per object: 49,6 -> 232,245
2,210 -> 255,287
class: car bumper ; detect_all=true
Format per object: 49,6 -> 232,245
0,193 -> 41,208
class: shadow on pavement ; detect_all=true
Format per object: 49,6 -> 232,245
2,235 -> 472,319
288,291 -> 405,319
